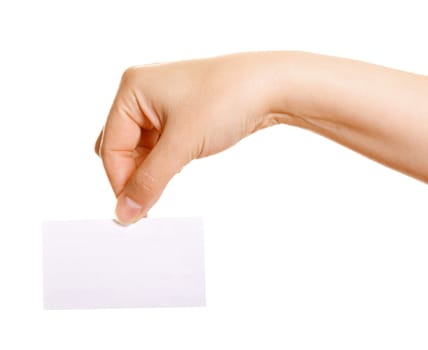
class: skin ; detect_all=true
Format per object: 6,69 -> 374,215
95,51 -> 428,225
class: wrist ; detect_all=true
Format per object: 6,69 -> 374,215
257,51 -> 340,133
249,51 -> 307,130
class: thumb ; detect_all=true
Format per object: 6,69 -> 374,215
114,131 -> 192,225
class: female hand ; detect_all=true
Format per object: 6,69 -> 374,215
95,53 -> 276,225
96,51 -> 428,225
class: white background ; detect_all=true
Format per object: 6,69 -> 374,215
1,0 -> 427,349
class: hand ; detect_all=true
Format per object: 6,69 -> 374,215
96,51 -> 428,225
95,54 -> 274,225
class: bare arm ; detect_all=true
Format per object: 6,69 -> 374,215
262,51 -> 428,183
96,51 -> 428,224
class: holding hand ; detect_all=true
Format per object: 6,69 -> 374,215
95,54 -> 276,224
96,52 -> 428,225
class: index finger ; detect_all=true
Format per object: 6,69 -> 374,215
99,68 -> 164,197
100,96 -> 142,197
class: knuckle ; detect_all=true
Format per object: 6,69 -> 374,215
130,170 -> 157,194
121,66 -> 139,86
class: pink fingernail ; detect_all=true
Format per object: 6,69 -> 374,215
115,196 -> 143,225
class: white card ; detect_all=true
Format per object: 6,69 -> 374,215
43,218 -> 205,309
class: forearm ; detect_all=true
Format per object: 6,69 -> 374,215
100,51 -> 428,222
262,51 -> 428,183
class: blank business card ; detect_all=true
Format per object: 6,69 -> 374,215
43,218 -> 205,309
